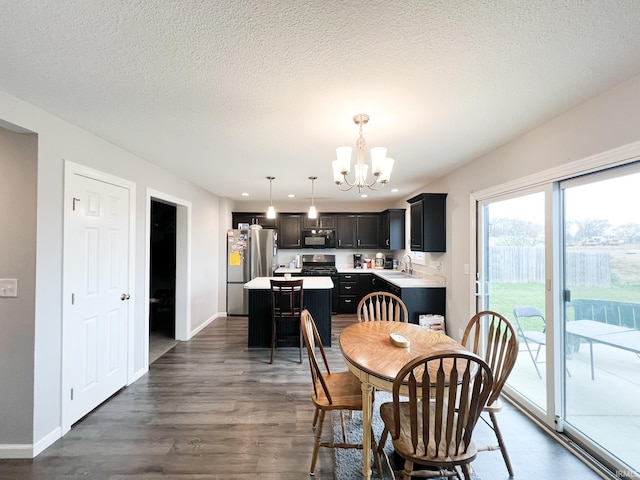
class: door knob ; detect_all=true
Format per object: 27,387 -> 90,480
121,293 -> 131,301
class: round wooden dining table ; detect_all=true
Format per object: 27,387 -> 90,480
339,321 -> 465,480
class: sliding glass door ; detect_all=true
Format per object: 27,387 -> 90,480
477,190 -> 549,414
561,168 -> 640,474
476,162 -> 640,476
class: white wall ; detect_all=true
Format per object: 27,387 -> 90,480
0,91 -> 223,455
0,127 -> 37,444
404,73 -> 640,341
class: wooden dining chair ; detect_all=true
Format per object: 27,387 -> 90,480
462,310 -> 519,477
357,291 -> 409,323
269,279 -> 303,364
378,350 -> 493,480
300,309 -> 381,476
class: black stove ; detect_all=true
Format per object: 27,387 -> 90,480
300,254 -> 338,276
300,254 -> 338,313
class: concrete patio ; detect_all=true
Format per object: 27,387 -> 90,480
507,339 -> 640,475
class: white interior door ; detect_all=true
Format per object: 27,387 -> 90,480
63,170 -> 131,428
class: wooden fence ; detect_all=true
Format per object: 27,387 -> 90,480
489,246 -> 611,287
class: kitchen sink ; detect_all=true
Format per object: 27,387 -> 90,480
378,271 -> 413,278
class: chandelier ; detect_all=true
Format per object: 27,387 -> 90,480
332,114 -> 394,192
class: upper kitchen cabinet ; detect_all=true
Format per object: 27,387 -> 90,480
278,214 -> 302,248
232,212 -> 278,229
407,193 -> 447,252
302,214 -> 336,230
356,214 -> 381,248
337,214 -> 380,248
380,208 -> 405,250
336,214 -> 356,248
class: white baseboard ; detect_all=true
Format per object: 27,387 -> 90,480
33,426 -> 62,457
0,424 -> 61,458
0,444 -> 33,459
189,312 -> 223,339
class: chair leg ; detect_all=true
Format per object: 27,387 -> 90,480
270,318 -> 276,364
370,427 -> 382,477
461,463 -> 473,480
402,460 -> 413,480
310,409 -> 325,474
378,426 -> 396,480
298,327 -> 303,364
312,406 -> 319,430
522,337 -> 542,379
489,411 -> 514,477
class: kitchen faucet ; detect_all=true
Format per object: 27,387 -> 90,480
401,254 -> 413,275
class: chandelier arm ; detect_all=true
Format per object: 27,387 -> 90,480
338,173 -> 387,192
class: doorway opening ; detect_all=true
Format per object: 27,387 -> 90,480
149,199 -> 178,363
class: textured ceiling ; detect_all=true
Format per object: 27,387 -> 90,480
2,1 -> 640,205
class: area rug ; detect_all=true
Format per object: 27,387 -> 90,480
332,392 -> 482,480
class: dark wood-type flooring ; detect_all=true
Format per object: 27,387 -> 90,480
0,315 -> 603,479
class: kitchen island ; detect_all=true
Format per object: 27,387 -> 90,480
244,276 -> 334,347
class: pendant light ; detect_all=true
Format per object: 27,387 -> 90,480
308,176 -> 318,219
266,176 -> 276,219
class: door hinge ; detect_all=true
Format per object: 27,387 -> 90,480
564,289 -> 572,303
71,293 -> 75,305
72,197 -> 80,211
70,388 -> 74,400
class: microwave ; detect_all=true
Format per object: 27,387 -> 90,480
302,229 -> 336,248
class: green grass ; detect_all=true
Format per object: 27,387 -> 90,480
486,282 -> 640,330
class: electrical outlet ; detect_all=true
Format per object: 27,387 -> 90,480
0,279 -> 18,297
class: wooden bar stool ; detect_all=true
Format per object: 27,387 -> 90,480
270,279 -> 304,364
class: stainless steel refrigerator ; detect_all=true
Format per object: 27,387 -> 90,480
226,228 -> 277,315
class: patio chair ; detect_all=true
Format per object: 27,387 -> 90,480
462,311 -> 519,477
512,306 -> 546,379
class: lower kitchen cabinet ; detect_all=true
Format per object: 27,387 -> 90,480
338,273 -> 359,313
363,275 -> 446,324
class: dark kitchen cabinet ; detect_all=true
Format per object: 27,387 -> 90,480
356,214 -> 381,248
338,272 -> 359,312
336,215 -> 356,248
380,208 -> 405,250
407,193 -> 447,252
302,214 -> 336,230
278,214 -> 302,248
336,214 -> 380,248
232,212 -> 277,229
337,272 -> 375,313
365,275 -> 446,325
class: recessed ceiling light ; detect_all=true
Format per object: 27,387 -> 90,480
360,194 -> 368,198
391,188 -> 399,193
288,194 -> 295,198
241,192 -> 249,196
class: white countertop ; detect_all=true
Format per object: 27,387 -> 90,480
373,270 -> 445,288
273,266 -> 445,288
274,267 -> 302,274
244,276 -> 334,290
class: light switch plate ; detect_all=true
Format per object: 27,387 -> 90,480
0,279 -> 18,297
